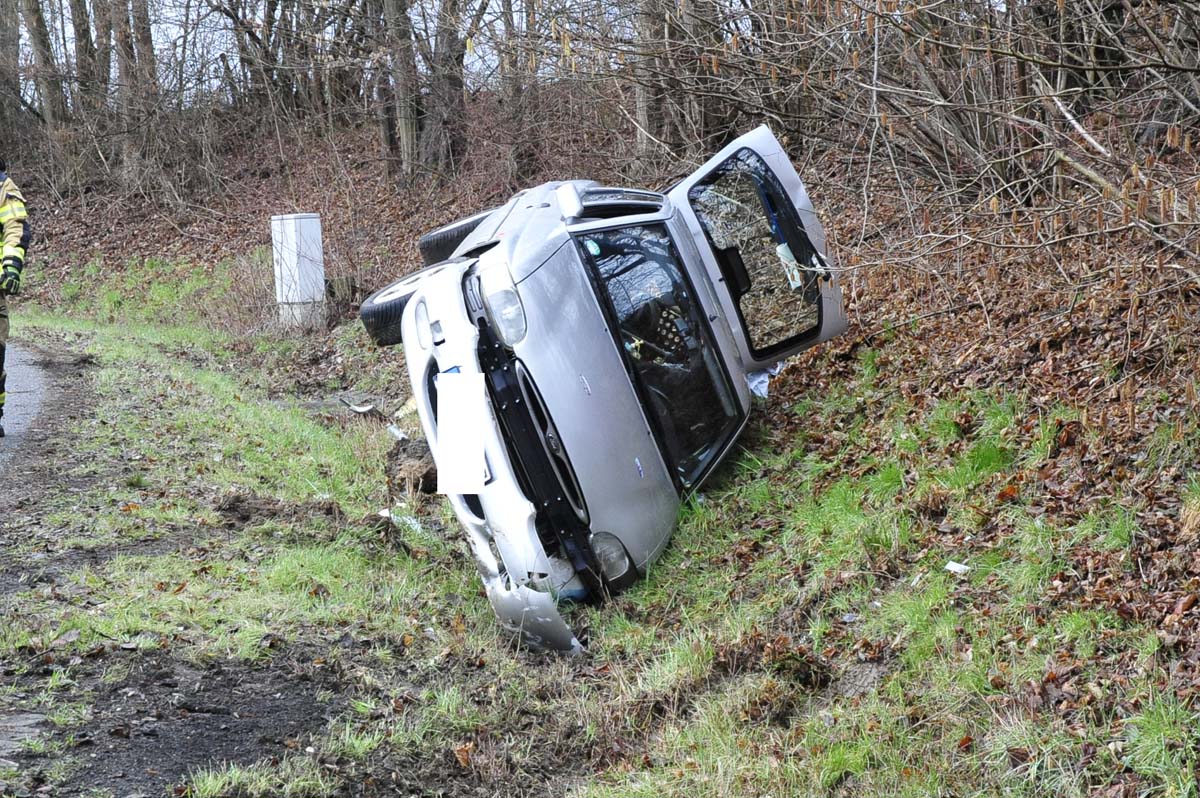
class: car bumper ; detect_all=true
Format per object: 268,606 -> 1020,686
401,260 -> 583,654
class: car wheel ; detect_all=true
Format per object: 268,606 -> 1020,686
418,208 -> 495,266
360,265 -> 443,347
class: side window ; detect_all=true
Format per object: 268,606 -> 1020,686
687,149 -> 824,357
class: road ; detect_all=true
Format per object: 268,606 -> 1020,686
0,343 -> 46,473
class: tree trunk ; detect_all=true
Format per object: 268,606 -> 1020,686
498,0 -> 536,184
383,0 -> 419,176
19,0 -> 68,125
176,0 -> 191,108
112,0 -> 136,116
94,0 -> 113,100
0,0 -> 20,127
633,0 -> 663,163
130,0 -> 158,98
67,0 -> 99,108
420,0 -> 484,174
375,70 -> 400,176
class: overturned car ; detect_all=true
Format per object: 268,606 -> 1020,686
361,127 -> 847,652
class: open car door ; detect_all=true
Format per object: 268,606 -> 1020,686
669,126 -> 847,372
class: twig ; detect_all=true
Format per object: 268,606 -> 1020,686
862,301 -> 984,340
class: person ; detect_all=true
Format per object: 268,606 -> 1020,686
0,158 -> 30,438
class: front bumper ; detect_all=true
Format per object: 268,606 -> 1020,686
401,261 -> 583,653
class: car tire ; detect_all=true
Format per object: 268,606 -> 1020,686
360,264 -> 444,347
418,208 -> 495,266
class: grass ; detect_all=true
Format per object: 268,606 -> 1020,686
187,757 -> 338,798
4,259 -> 1199,797
1124,693 -> 1199,795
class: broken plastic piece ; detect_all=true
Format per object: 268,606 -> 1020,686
746,361 -> 785,399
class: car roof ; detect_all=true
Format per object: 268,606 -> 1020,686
458,180 -> 666,282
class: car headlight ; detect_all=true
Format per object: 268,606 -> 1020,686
590,531 -> 637,589
478,259 -> 527,346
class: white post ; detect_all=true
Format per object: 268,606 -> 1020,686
270,213 -> 326,329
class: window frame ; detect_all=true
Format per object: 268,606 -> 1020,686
571,221 -> 745,491
686,147 -> 827,362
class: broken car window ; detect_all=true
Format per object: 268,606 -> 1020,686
688,148 -> 823,358
579,224 -> 740,487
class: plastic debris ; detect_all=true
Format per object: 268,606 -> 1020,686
746,361 -> 786,398
944,560 -> 971,576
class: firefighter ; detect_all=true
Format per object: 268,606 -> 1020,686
0,158 -> 30,438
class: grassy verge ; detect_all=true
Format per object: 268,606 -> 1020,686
3,259 -> 1197,796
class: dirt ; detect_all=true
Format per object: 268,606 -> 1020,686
0,346 -> 99,595
87,654 -> 328,793
215,490 -> 345,530
2,649 -> 335,797
0,343 -> 337,798
385,437 -> 438,503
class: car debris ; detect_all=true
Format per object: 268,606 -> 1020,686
361,126 -> 847,652
944,560 -> 971,576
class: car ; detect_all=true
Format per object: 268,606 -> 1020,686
360,126 -> 847,652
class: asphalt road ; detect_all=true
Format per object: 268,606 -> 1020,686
0,343 -> 45,473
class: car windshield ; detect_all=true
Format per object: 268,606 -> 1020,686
578,224 -> 741,487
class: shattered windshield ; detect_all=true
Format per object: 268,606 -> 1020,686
578,224 -> 741,487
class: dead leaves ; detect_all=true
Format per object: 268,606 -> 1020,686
714,628 -> 832,688
452,741 -> 475,768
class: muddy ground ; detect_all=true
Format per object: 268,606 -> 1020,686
0,343 -> 337,797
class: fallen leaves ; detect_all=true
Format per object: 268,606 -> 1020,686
452,741 -> 475,768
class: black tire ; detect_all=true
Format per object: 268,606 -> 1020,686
417,208 -> 496,266
360,264 -> 445,347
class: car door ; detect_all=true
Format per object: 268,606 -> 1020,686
668,125 -> 848,373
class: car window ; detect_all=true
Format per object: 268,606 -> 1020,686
579,224 -> 740,487
687,148 -> 823,357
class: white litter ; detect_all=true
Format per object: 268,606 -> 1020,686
340,398 -> 377,414
944,560 -> 971,576
746,361 -> 785,399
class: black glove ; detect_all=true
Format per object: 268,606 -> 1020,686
0,258 -> 21,296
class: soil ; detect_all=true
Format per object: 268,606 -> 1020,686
0,343 -> 336,798
0,345 -> 97,596
215,490 -> 345,530
65,652 -> 328,792
385,437 -> 438,502
4,651 -> 335,798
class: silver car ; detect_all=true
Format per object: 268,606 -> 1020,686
360,127 -> 847,652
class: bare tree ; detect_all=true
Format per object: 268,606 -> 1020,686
20,0 -> 67,125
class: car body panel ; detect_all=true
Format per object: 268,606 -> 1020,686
513,242 -> 681,570
400,260 -> 582,653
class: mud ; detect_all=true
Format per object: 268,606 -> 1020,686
0,345 -> 335,798
91,653 -> 326,794
385,436 -> 438,501
215,489 -> 345,529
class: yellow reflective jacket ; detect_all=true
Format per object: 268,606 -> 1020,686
0,175 -> 29,267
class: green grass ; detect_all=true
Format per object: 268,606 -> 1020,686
1074,504 -> 1139,551
187,757 -> 338,798
1124,692 -> 1199,796
5,256 -> 1199,798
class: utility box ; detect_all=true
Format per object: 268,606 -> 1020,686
271,213 -> 326,328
